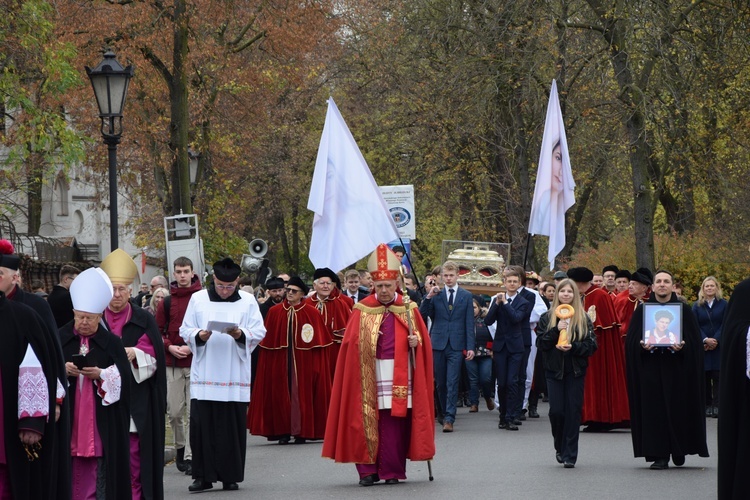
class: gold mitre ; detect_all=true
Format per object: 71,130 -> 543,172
367,243 -> 401,282
100,248 -> 139,284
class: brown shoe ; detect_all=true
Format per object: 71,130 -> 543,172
469,405 -> 479,413
485,398 -> 496,411
442,422 -> 454,432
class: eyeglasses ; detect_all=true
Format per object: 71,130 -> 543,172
286,288 -> 302,294
316,281 -> 333,286
215,284 -> 236,291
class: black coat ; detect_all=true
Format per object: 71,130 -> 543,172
47,284 -> 74,328
0,294 -> 60,500
106,305 -> 167,500
718,278 -> 750,500
60,322 -> 132,500
537,310 -> 597,379
625,293 -> 708,459
10,286 -> 71,500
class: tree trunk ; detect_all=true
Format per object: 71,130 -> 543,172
26,151 -> 43,235
169,0 -> 192,215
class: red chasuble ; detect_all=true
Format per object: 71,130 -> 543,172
309,288 -> 353,376
580,285 -> 630,425
247,298 -> 333,440
322,294 -> 435,464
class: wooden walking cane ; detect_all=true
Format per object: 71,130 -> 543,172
401,269 -> 435,481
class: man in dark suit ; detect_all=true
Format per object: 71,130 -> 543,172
484,267 -> 530,430
506,266 -> 547,422
420,261 -> 475,432
343,269 -> 368,304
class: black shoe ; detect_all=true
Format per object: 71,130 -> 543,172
498,419 -> 507,429
278,436 -> 290,445
188,479 -> 213,492
513,419 -> 523,425
712,406 -> 719,418
293,437 -> 307,444
359,474 -> 379,487
505,423 -> 519,431
564,462 -> 575,469
705,407 -> 712,417
650,459 -> 669,470
184,460 -> 192,476
672,454 -> 685,467
456,399 -> 464,408
385,479 -> 400,485
528,407 -> 540,418
176,447 -> 188,472
556,453 -> 563,464
519,414 -> 527,421
222,482 -> 239,491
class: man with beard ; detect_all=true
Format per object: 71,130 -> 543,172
252,276 -> 286,393
100,249 -> 167,500
156,256 -> 203,475
614,268 -> 652,337
567,267 -> 629,431
625,270 -> 708,470
62,267 -> 131,499
323,244 -> 434,486
0,241 -> 71,499
248,276 -> 332,444
180,258 -> 266,492
259,276 -> 286,319
309,268 -> 353,375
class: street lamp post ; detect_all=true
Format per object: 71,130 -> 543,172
86,50 -> 134,251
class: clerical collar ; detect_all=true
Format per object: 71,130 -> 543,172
379,292 -> 399,306
208,285 -> 241,303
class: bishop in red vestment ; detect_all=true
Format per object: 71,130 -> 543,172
322,244 -> 434,486
247,276 -> 333,443
568,267 -> 630,428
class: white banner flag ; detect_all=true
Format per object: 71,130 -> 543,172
307,98 -> 399,272
528,80 -> 576,269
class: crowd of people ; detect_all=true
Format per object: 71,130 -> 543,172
0,236 -> 747,499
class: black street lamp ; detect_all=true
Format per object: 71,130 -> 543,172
86,49 -> 134,251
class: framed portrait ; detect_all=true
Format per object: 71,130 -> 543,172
642,303 -> 683,347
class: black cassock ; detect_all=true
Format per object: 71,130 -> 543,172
0,293 -> 61,499
105,305 -> 167,500
10,286 -> 72,500
625,293 -> 709,461
60,323 -> 132,500
718,278 -> 750,500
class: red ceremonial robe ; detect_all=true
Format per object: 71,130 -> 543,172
580,285 -> 630,425
247,298 -> 333,440
309,288 -> 353,376
322,294 -> 435,464
613,290 -> 648,339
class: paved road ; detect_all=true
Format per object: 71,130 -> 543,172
163,401 -> 718,499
